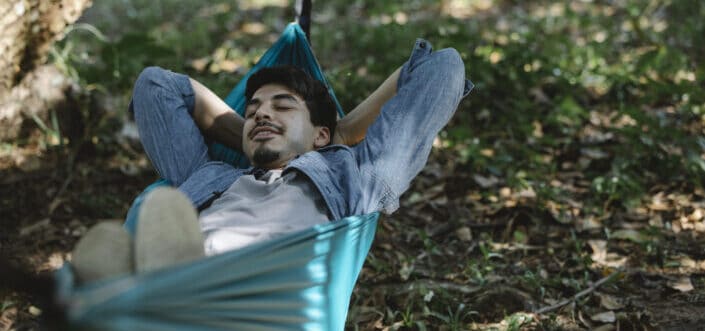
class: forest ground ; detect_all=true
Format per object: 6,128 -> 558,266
2,1 -> 705,330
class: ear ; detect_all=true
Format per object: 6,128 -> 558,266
313,126 -> 330,148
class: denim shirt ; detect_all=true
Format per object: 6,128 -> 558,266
181,39 -> 473,221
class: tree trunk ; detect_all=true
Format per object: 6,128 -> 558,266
0,0 -> 92,141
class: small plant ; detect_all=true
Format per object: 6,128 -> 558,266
520,270 -> 546,300
479,241 -> 504,262
30,110 -> 63,150
463,261 -> 488,285
428,303 -> 477,331
400,305 -> 428,331
417,229 -> 440,256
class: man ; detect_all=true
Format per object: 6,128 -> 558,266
71,39 -> 473,282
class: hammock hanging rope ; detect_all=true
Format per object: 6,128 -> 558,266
57,8 -> 382,331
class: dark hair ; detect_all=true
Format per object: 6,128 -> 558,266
245,66 -> 337,142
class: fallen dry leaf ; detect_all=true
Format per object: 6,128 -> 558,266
598,293 -> 624,310
678,256 -> 697,268
649,192 -> 669,211
688,209 -> 703,222
667,276 -> 694,292
578,216 -> 602,231
695,222 -> 705,232
28,306 -> 41,317
43,252 -> 66,270
516,187 -> 537,199
473,174 -> 499,188
591,311 -> 616,323
0,307 -> 17,331
588,239 -> 627,268
588,240 -> 607,262
455,226 -> 472,242
610,229 -> 649,244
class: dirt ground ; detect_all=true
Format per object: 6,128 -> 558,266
2,135 -> 705,331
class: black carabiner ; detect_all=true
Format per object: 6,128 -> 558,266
295,0 -> 312,42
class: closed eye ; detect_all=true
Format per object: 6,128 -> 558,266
245,98 -> 260,118
245,105 -> 258,118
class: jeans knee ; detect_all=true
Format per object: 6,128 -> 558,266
131,67 -> 171,117
135,66 -> 168,89
436,48 -> 463,66
131,66 -> 196,119
430,48 -> 464,80
407,48 -> 465,95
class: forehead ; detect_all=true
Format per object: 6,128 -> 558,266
251,84 -> 303,102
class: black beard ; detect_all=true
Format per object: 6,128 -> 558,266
252,148 -> 281,167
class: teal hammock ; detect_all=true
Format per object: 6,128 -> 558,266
56,23 -> 380,331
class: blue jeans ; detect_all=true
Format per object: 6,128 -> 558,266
129,67 -> 241,209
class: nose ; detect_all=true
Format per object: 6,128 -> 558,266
253,103 -> 274,121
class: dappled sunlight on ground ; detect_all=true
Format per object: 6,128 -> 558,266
441,0 -> 495,19
239,0 -> 289,11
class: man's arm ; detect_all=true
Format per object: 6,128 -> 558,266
190,68 -> 402,150
190,78 -> 244,152
354,43 -> 471,214
189,66 -> 403,151
333,67 -> 401,145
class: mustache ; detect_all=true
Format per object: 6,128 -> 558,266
249,121 -> 284,138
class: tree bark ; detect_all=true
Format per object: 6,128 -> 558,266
0,0 -> 92,141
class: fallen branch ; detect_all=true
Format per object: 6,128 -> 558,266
19,218 -> 51,237
370,278 -> 490,296
534,271 -> 622,314
47,148 -> 78,215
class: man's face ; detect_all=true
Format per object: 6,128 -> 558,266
243,84 -> 330,169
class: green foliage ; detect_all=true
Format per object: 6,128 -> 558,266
419,0 -> 705,209
51,1 -> 705,208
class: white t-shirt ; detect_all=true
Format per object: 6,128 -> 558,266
198,169 -> 330,256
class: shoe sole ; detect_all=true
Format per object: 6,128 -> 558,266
135,187 -> 204,273
72,221 -> 133,283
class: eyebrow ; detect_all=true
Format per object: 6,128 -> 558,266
271,93 -> 300,103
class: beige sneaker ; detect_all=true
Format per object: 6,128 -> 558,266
135,187 -> 204,273
71,221 -> 133,283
